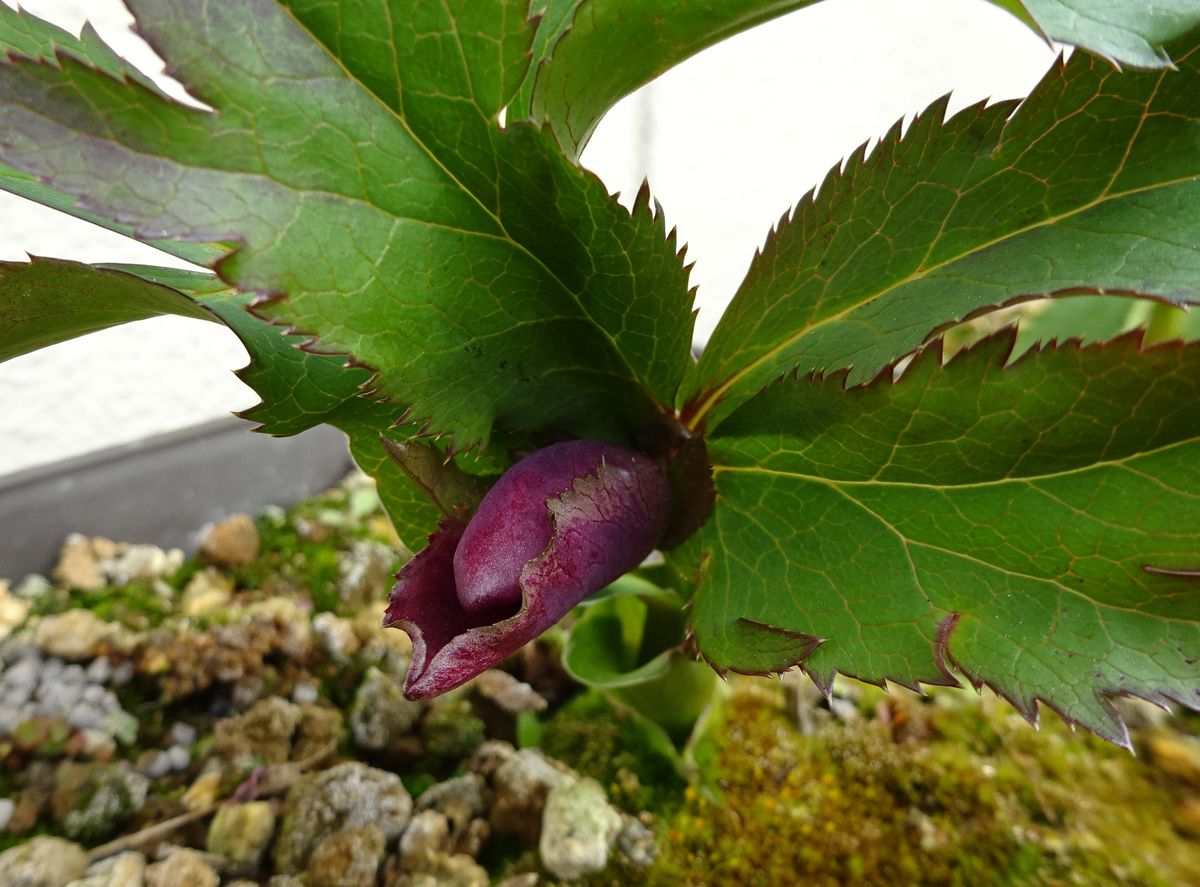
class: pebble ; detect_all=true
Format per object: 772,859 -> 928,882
390,853 -> 489,887
0,581 -> 31,641
34,610 -> 113,661
484,745 -> 572,844
291,682 -> 319,706
0,797 -> 14,831
312,612 -> 360,663
305,825 -> 385,887
349,667 -> 422,751
169,722 -> 197,748
0,836 -> 89,887
275,762 -> 412,873
197,514 -> 260,567
398,809 -> 450,871
206,801 -> 277,867
143,848 -> 219,887
538,778 -> 623,880
68,851 -> 146,887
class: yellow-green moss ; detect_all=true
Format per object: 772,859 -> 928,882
647,681 -> 1200,887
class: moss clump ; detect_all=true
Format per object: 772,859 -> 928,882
648,682 -> 1200,887
30,579 -> 173,630
537,690 -> 686,814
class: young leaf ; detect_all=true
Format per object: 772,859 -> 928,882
673,332 -> 1200,745
512,0 -> 818,158
0,257 -> 219,362
0,0 -> 694,450
683,31 -> 1200,431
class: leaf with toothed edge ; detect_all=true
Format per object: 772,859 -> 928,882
0,0 -> 695,452
0,255 -> 446,549
511,0 -> 821,159
670,331 -> 1200,745
682,29 -> 1200,433
509,0 -> 1196,161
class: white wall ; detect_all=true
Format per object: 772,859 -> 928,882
0,0 -> 1056,476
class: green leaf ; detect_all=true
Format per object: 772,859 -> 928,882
0,0 -> 694,450
998,1 -> 1200,69
513,0 -> 817,158
674,332 -> 1200,745
193,289 -> 444,549
683,30 -> 1200,431
0,257 -> 218,362
0,255 -> 442,548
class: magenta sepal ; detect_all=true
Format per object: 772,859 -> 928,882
384,442 -> 671,699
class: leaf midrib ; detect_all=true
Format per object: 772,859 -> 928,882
273,3 -> 656,407
715,457 -> 1200,622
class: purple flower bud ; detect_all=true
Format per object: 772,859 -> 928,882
384,440 -> 671,699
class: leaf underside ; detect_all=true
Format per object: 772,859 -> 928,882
684,28 -> 1200,431
674,332 -> 1200,746
0,0 -> 695,452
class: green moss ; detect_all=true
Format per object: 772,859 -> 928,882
647,682 -> 1200,887
537,690 -> 686,814
30,579 -> 173,630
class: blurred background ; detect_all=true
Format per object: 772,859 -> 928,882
0,0 -> 1058,476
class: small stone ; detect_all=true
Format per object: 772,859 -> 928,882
291,682 -> 319,706
398,810 -> 450,871
143,849 -> 219,887
0,836 -> 88,887
615,815 -> 658,870
350,667 -> 423,752
416,773 -> 488,852
35,611 -> 113,661
4,656 -> 41,694
182,771 -> 222,811
197,514 -> 260,567
0,581 -> 31,642
495,875 -> 539,887
305,825 -> 385,887
472,670 -> 547,715
292,703 -> 343,764
390,853 -> 489,887
14,575 -> 53,601
106,545 -> 183,586
488,747 -> 573,844
313,612 -> 360,663
275,762 -> 412,873
538,778 -> 622,881
53,534 -> 107,590
73,850 -> 146,887
212,696 -> 301,766
180,569 -> 233,619
61,765 -> 150,844
337,540 -> 398,608
467,739 -> 518,780
169,722 -> 197,748
0,797 -> 14,831
241,597 -> 312,659
206,801 -> 277,868
1147,733 -> 1200,790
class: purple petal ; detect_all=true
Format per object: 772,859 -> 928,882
384,443 -> 670,699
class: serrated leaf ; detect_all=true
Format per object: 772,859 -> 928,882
0,256 -> 442,548
513,0 -> 817,158
674,332 -> 1200,745
0,0 -> 694,450
683,31 -> 1200,431
193,288 -> 444,549
0,257 -> 218,362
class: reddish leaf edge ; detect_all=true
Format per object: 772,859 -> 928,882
692,328 -> 1200,747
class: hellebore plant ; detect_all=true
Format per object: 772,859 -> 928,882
3,1 -> 1200,749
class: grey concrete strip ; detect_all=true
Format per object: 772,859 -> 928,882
0,417 -> 353,580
